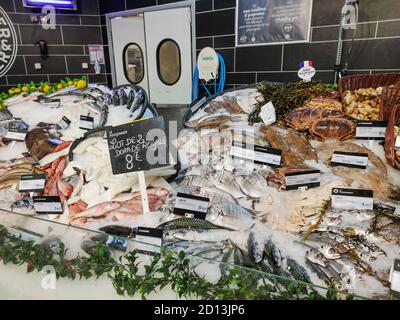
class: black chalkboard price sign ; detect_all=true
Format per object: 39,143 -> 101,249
106,116 -> 169,175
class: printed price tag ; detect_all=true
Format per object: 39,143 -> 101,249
390,259 -> 400,297
19,174 -> 46,192
33,196 -> 63,214
134,227 -> 163,255
106,236 -> 128,252
356,121 -> 387,140
42,98 -> 60,108
331,188 -> 373,211
58,116 -> 71,130
79,115 -> 94,130
8,226 -> 43,242
191,96 -> 207,113
174,193 -> 209,219
284,170 -> 320,190
5,127 -> 28,141
230,141 -> 282,166
331,151 -> 368,169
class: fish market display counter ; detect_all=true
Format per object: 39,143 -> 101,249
1,75 -> 400,300
0,208 -> 366,300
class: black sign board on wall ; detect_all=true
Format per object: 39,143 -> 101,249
236,0 -> 312,46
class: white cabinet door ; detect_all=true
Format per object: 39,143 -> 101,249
111,15 -> 149,95
144,7 -> 192,104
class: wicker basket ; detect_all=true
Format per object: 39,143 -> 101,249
384,104 -> 400,170
380,85 -> 400,120
339,73 -> 400,96
339,73 -> 400,120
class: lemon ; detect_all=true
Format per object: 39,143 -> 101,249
22,86 -> 29,92
38,87 -> 43,92
8,89 -> 14,95
75,79 -> 87,90
30,86 -> 36,92
57,84 -> 63,90
68,81 -> 74,86
14,88 -> 21,94
43,87 -> 50,94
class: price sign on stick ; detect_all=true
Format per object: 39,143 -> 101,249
106,117 -> 169,214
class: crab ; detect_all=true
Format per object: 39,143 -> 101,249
285,107 -> 345,131
310,117 -> 356,141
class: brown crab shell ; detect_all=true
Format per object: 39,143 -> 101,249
285,107 -> 345,131
310,117 -> 356,141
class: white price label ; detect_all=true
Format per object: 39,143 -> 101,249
230,143 -> 281,166
134,227 -> 163,255
356,121 -> 387,140
33,197 -> 63,214
331,188 -> 373,211
331,151 -> 368,169
19,174 -> 46,192
79,115 -> 94,130
5,129 -> 27,141
174,193 -> 209,219
58,116 -> 71,130
285,171 -> 321,190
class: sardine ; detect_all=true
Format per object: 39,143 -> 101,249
247,232 -> 263,264
286,258 -> 312,283
264,239 -> 282,268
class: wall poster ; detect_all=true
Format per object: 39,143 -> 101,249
236,0 -> 313,46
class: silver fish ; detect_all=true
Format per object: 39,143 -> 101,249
206,171 -> 244,198
247,232 -> 263,264
264,239 -> 282,268
235,172 -> 269,199
175,175 -> 213,187
180,165 -> 214,177
207,202 -> 256,231
286,258 -> 312,283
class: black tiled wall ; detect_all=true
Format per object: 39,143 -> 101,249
99,0 -> 400,88
2,0 -> 400,92
0,0 -> 106,91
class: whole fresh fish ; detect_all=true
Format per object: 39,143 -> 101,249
180,165 -> 214,177
247,232 -> 263,264
71,201 -> 121,220
99,225 -> 134,238
235,172 -> 269,198
286,258 -> 312,283
233,242 -> 257,269
264,239 -> 282,268
158,217 -> 221,230
207,202 -> 256,231
186,114 -> 246,130
11,195 -> 34,210
206,171 -> 245,198
171,229 -> 236,242
129,86 -> 145,114
175,175 -> 213,187
81,234 -> 112,257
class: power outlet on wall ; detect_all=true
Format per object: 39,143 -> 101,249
82,63 -> 89,69
34,63 -> 42,70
